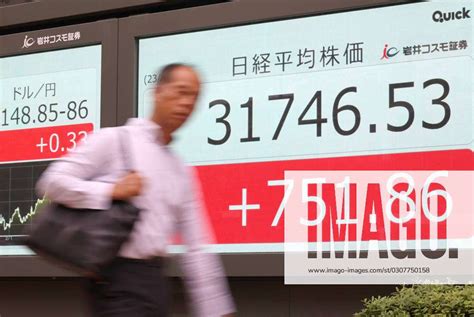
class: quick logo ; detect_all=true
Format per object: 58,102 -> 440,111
433,7 -> 471,23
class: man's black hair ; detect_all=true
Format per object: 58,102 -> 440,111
157,63 -> 193,85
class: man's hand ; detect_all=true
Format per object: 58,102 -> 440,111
111,172 -> 143,200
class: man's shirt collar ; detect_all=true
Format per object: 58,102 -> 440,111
126,117 -> 166,144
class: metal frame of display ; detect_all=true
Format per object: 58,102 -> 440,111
0,19 -> 118,276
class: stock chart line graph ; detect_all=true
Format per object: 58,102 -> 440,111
0,162 -> 49,244
0,197 -> 47,231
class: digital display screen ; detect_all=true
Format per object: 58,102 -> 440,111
137,1 -> 472,253
0,45 -> 102,254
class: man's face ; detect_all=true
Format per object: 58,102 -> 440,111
153,66 -> 200,133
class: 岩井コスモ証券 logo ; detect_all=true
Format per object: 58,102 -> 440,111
380,44 -> 399,60
21,35 -> 35,49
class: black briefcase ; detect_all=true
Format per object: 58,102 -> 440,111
25,128 -> 140,275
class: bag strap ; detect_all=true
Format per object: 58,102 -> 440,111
118,127 -> 134,172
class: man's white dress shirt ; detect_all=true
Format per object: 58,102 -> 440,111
36,117 -> 235,317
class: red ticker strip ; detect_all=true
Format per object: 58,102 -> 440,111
0,123 -> 93,163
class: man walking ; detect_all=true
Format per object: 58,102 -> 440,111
36,64 -> 235,316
